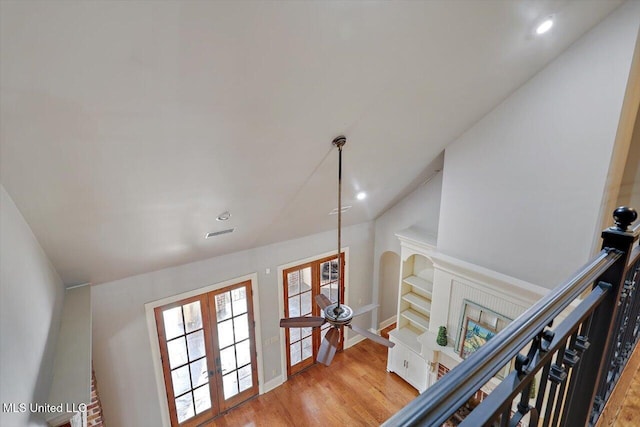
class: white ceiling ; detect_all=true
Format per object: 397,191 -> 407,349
0,0 -> 624,285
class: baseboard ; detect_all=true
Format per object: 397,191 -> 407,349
345,333 -> 366,348
261,376 -> 284,395
378,316 -> 397,332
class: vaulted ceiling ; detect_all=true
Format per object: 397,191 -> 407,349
0,0 -> 624,285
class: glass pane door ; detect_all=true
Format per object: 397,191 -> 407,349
155,296 -> 217,427
283,254 -> 345,377
155,280 -> 259,426
209,281 -> 259,412
319,258 -> 339,343
284,266 -> 314,375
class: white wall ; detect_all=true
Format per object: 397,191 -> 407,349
0,185 -> 65,427
437,2 -> 640,288
91,221 -> 374,427
372,173 -> 442,326
617,109 -> 640,210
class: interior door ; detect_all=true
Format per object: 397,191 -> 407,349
208,281 -> 259,412
283,254 -> 345,377
155,280 -> 258,426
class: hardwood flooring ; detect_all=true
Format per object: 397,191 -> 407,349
615,363 -> 640,427
208,336 -> 418,427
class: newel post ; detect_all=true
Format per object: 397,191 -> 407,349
563,207 -> 638,426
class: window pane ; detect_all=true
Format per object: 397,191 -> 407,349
288,295 -> 300,317
300,291 -> 312,315
321,260 -> 338,284
302,336 -> 313,361
223,372 -> 239,399
300,267 -> 312,291
287,271 -> 300,295
163,307 -> 184,340
175,393 -> 195,423
231,287 -> 247,315
321,325 -> 329,342
290,341 -> 301,365
238,365 -> 252,393
321,283 -> 338,302
167,337 -> 188,369
171,365 -> 191,397
234,313 -> 249,342
189,358 -> 208,388
289,327 -> 300,342
301,327 -> 312,339
236,340 -> 251,367
187,330 -> 205,361
193,384 -> 211,415
218,319 -> 234,349
215,292 -> 232,321
220,346 -> 237,375
184,301 -> 202,333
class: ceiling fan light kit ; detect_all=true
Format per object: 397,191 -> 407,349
279,136 -> 394,367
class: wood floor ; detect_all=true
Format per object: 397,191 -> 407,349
204,330 -> 640,427
207,338 -> 418,426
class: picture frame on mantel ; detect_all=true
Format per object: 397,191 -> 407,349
460,317 -> 497,359
456,300 -> 513,378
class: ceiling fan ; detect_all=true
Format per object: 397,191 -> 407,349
279,136 -> 395,366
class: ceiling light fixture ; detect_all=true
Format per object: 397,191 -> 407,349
536,17 -> 553,35
279,135 -> 394,367
356,192 -> 367,201
216,211 -> 231,221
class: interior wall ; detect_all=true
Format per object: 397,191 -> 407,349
91,221 -> 374,427
372,172 -> 443,326
379,251 -> 401,325
616,109 -> 640,210
437,2 -> 640,288
0,185 -> 65,427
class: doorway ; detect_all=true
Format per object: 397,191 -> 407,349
283,253 -> 345,376
154,280 -> 259,426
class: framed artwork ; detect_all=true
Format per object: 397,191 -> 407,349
460,317 -> 497,359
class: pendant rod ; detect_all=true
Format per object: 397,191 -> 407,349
332,136 -> 346,311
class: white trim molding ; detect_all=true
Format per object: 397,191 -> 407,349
144,273 -> 262,427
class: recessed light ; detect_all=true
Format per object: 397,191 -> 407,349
356,192 -> 367,200
216,211 -> 231,221
536,18 -> 553,35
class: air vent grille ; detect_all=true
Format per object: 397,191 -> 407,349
205,228 -> 235,239
329,206 -> 352,215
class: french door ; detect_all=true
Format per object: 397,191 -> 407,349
283,253 -> 345,376
154,280 -> 258,426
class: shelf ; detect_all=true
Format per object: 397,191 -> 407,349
402,292 -> 431,314
401,308 -> 430,330
389,327 -> 422,353
403,275 -> 433,295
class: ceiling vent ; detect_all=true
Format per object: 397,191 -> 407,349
205,228 -> 235,239
329,206 -> 352,215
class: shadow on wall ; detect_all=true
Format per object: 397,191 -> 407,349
379,251 -> 401,326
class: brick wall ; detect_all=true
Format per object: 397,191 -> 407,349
87,369 -> 105,427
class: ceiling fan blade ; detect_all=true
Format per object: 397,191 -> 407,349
280,316 -> 326,328
315,293 -> 333,310
348,324 -> 395,348
352,303 -> 379,318
316,328 -> 340,366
